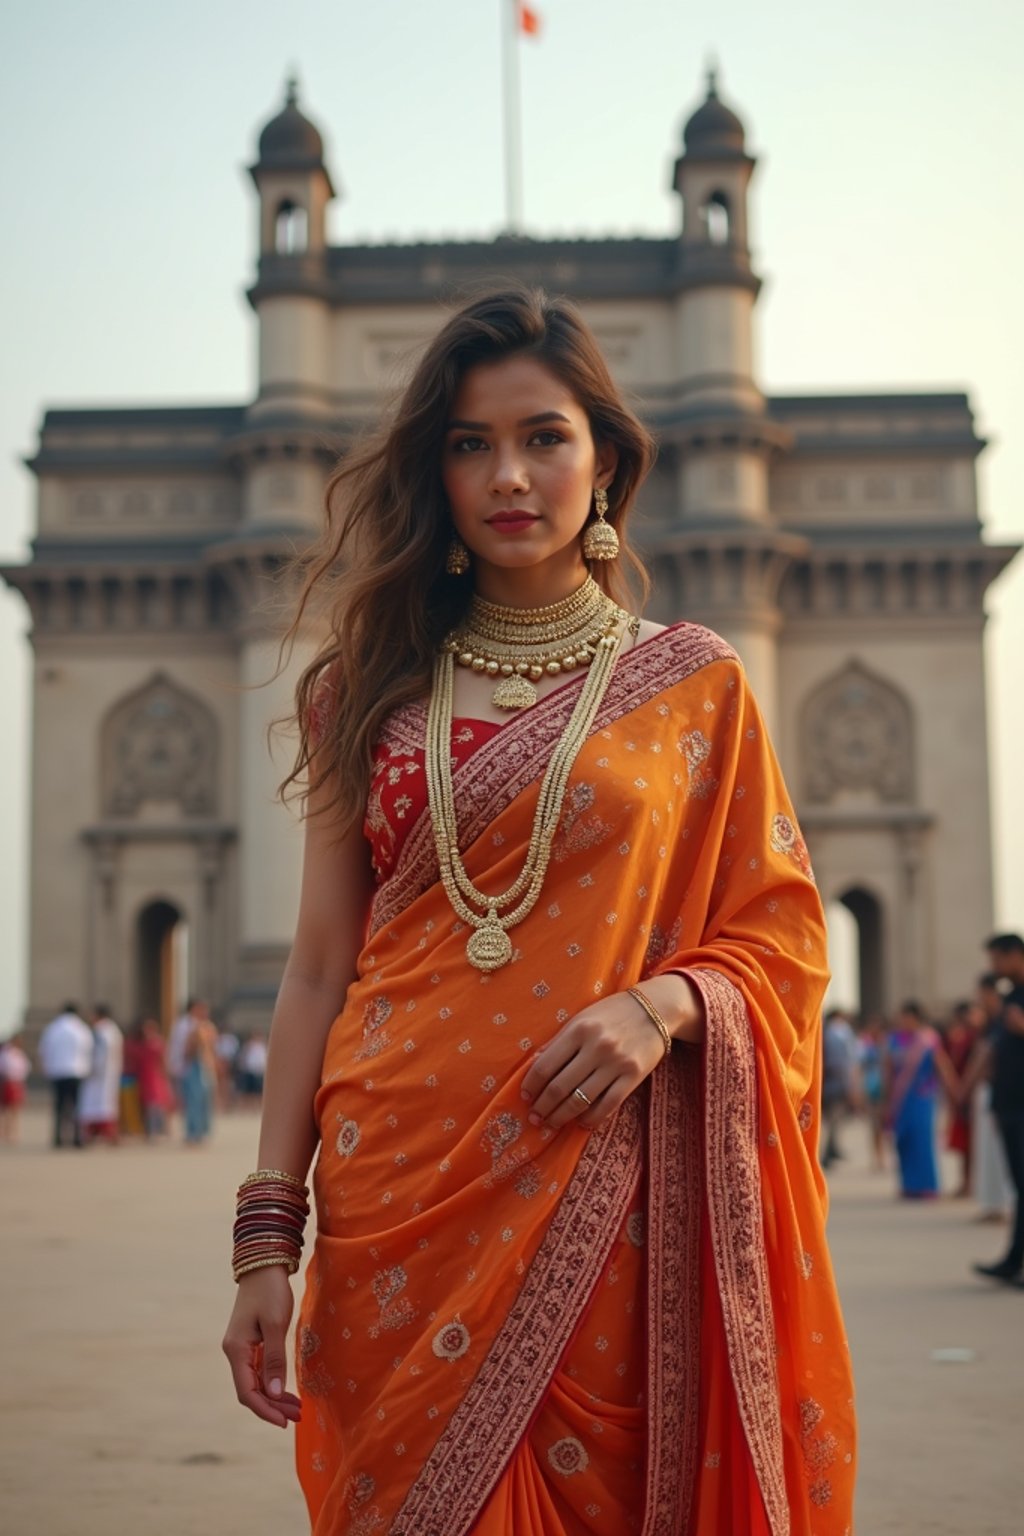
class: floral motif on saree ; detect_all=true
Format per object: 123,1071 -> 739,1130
297,622 -> 856,1536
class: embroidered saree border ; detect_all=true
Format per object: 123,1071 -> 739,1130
643,1049 -> 702,1535
391,1094 -> 645,1536
685,966 -> 789,1536
368,623 -> 736,937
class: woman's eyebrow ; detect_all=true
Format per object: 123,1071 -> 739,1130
445,411 -> 572,432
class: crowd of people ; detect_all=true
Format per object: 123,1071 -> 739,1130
0,998 -> 269,1149
821,931 -> 1024,1287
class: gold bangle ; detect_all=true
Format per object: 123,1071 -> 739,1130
239,1168 -> 308,1193
233,1255 -> 300,1282
627,986 -> 673,1057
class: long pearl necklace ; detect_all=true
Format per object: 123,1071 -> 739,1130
425,616 -> 628,971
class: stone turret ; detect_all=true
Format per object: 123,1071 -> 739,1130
246,77 -> 338,444
663,69 -> 802,727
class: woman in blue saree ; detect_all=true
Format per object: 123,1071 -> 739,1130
886,1001 -> 958,1197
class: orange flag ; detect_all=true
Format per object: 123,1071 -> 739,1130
518,2 -> 541,35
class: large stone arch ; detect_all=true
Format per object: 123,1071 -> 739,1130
801,658 -> 915,805
101,672 -> 219,818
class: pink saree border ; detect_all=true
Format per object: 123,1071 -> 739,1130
643,1048 -> 702,1535
391,1094 -> 645,1536
686,966 -> 789,1536
368,623 -> 735,937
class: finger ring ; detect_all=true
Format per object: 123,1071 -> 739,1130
573,1087 -> 592,1108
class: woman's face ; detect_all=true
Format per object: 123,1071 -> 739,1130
441,353 -> 617,587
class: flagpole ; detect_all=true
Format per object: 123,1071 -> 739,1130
500,0 -> 523,233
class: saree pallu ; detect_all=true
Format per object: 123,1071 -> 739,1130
296,622 -> 856,1535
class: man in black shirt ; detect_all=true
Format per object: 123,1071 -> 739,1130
973,933 -> 1024,1286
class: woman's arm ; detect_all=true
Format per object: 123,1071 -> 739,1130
254,776 -> 376,1182
223,772 -> 375,1429
932,1038 -> 962,1102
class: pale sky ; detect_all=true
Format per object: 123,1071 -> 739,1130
1,0 -> 1022,1031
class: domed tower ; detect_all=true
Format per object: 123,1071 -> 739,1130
665,69 -> 802,729
673,67 -> 760,416
211,79 -> 342,1029
245,77 -> 337,447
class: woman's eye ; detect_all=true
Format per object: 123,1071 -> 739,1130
531,430 -> 564,447
453,436 -> 487,453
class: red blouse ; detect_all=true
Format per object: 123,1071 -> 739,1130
364,717 -> 501,883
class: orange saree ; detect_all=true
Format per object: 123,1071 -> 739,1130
296,622 -> 856,1535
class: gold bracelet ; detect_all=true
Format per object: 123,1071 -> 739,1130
233,1255 -> 301,1282
239,1168 -> 308,1193
627,986 -> 673,1057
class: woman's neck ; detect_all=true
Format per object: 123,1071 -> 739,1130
471,556 -> 591,611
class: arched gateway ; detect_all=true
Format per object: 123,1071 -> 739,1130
2,72 -> 1016,1044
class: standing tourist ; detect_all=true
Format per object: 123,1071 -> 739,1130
181,1006 -> 218,1146
221,289 -> 855,1533
885,1001 -> 958,1199
214,1025 -> 241,1112
971,973 -> 1014,1221
940,1001 -> 982,1197
820,1008 -> 858,1169
237,1031 -> 268,1104
38,1003 -> 93,1149
0,1033 -> 31,1145
972,934 -> 1024,1285
168,998 -> 206,1120
135,1017 -> 173,1140
77,1005 -> 124,1145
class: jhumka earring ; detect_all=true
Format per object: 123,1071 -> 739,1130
446,536 -> 471,575
581,486 -> 620,561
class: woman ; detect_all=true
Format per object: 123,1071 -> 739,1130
180,1009 -> 217,1145
221,288 -> 855,1534
0,1033 -> 31,1145
940,1002 -> 982,1196
885,1001 -> 958,1199
134,1017 -> 173,1139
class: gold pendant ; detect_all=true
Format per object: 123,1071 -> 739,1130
466,910 -> 514,972
492,674 -> 537,711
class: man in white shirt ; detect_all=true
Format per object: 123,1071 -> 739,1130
38,1003 -> 94,1148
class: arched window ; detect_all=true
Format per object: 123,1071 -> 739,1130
275,199 -> 308,254
703,191 -> 731,245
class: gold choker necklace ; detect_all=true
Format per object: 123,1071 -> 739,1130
445,577 -> 630,710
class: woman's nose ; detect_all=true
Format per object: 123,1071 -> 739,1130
489,449 -> 529,494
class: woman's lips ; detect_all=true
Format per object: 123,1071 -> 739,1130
487,514 -> 539,531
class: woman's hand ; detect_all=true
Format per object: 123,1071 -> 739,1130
222,1266 -> 303,1429
520,976 -> 703,1132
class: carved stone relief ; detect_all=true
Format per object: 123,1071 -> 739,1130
864,475 -> 895,502
803,659 -> 914,804
816,475 -> 847,503
69,481 -> 238,524
102,673 -> 218,817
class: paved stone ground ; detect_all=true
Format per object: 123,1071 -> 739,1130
0,1101 -> 1019,1534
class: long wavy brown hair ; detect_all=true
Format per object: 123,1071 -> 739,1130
281,284 -> 657,833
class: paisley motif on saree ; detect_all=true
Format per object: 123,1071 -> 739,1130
296,622 -> 856,1536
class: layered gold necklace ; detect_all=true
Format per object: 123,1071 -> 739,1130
444,575 -> 627,711
426,582 -> 637,971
